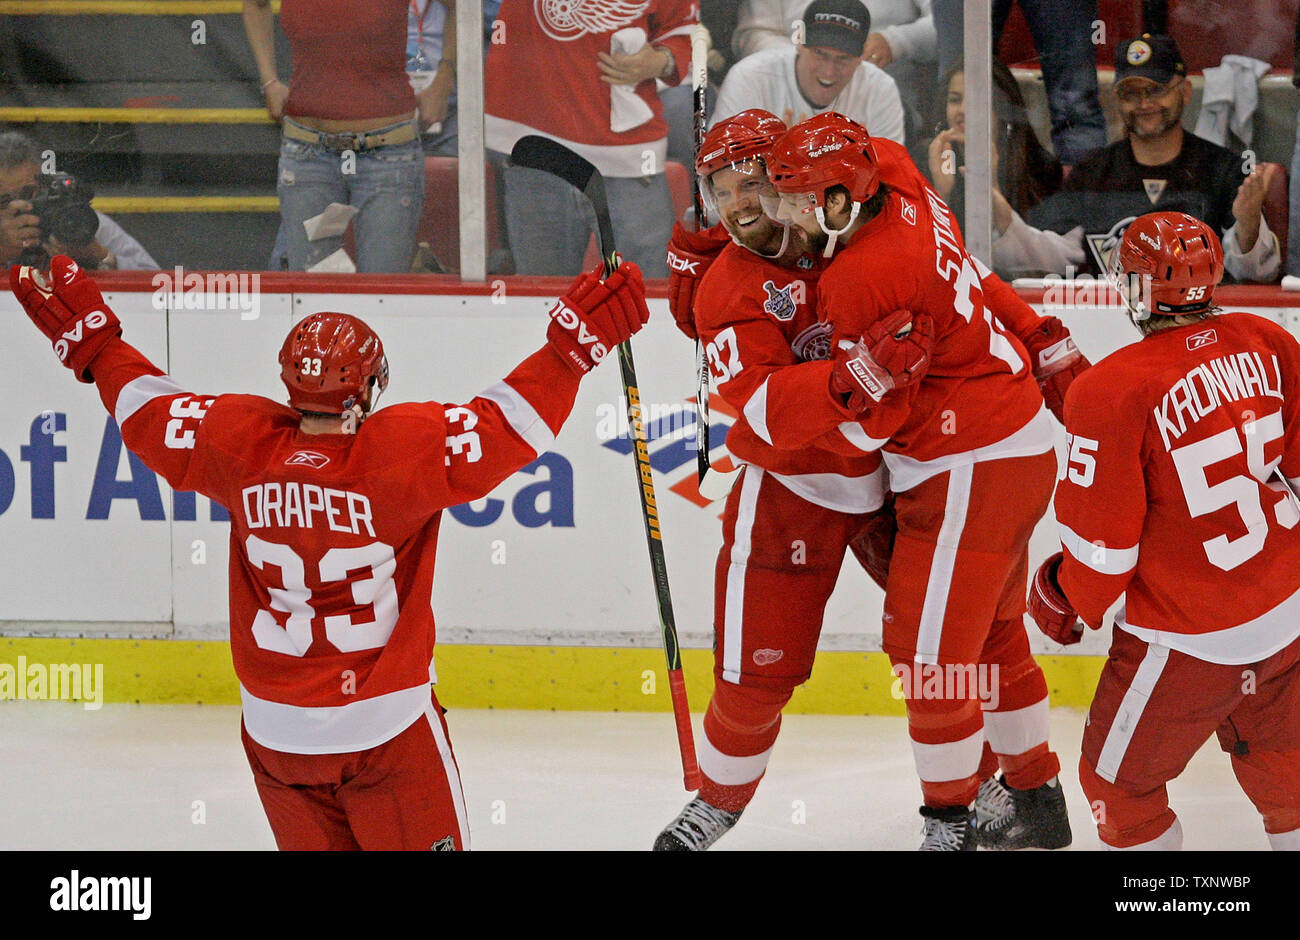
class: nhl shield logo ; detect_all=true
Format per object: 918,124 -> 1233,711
762,280 -> 799,321
285,450 -> 330,469
430,835 -> 457,851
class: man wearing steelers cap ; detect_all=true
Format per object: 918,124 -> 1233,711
1027,33 -> 1280,284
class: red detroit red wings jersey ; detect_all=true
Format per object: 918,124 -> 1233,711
90,337 -> 580,753
816,139 -> 1048,488
484,1 -> 696,177
694,241 -> 884,513
1056,313 -> 1300,663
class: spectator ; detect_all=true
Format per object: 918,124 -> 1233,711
732,0 -> 935,138
243,0 -> 425,273
714,0 -> 906,144
928,61 -> 1083,279
0,132 -> 157,271
407,0 -> 503,157
1288,3 -> 1300,277
932,0 -> 1105,168
484,0 -> 696,278
1027,34 -> 1280,284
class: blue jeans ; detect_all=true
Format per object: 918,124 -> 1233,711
277,118 -> 425,273
934,0 -> 1106,165
496,153 -> 673,277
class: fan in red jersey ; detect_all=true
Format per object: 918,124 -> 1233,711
10,254 -> 649,850
655,109 -> 912,850
1031,212 -> 1300,851
761,111 -> 1077,850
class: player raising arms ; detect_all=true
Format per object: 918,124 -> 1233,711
654,110 -> 911,850
1031,213 -> 1300,850
762,112 -> 1075,850
10,254 -> 648,850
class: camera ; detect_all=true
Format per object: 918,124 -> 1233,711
1,172 -> 100,267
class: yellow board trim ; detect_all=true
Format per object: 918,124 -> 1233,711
0,638 -> 1105,712
93,196 -> 280,213
0,108 -> 272,124
0,1 -> 278,14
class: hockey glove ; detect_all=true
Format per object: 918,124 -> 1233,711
666,222 -> 731,340
848,493 -> 897,592
830,310 -> 934,412
10,255 -> 121,383
1020,316 -> 1089,424
1028,552 -> 1085,645
547,260 -> 650,376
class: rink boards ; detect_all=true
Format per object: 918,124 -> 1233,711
2,279 -> 1296,711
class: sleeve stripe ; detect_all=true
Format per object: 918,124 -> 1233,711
1059,522 -> 1139,575
743,377 -> 773,445
480,381 -> 554,456
838,421 -> 888,453
115,373 -> 186,427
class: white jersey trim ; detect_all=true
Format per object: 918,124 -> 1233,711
115,373 -> 187,427
914,462 -> 973,665
837,420 -> 887,453
884,404 -> 1054,493
240,682 -> 430,755
697,733 -> 774,786
423,702 -> 470,850
1094,642 -> 1169,784
1059,523 -> 1139,576
1118,580 -> 1300,665
480,381 -> 554,457
485,116 -> 668,178
744,377 -> 773,446
767,464 -> 887,514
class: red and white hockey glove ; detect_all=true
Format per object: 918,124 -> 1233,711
665,221 -> 731,341
848,493 -> 897,592
830,310 -> 934,412
547,260 -> 650,376
1020,316 -> 1089,424
1028,552 -> 1085,645
10,255 -> 121,383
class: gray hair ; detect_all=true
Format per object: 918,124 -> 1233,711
0,131 -> 42,171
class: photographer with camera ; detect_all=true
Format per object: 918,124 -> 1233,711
0,132 -> 157,271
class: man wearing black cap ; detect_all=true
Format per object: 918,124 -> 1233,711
1028,34 -> 1280,284
713,0 -> 906,143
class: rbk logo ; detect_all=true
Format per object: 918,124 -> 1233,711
1186,328 -> 1218,350
285,450 -> 330,469
666,248 -> 699,275
899,198 -> 917,226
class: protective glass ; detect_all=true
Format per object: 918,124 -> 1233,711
702,159 -> 774,217
759,190 -> 818,226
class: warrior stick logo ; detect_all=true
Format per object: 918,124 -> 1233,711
534,0 -> 649,41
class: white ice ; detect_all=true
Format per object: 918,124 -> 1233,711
0,703 -> 1268,850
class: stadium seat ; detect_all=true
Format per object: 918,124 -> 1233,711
1261,161 -> 1289,272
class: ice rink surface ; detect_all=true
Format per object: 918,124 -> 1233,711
0,702 -> 1271,851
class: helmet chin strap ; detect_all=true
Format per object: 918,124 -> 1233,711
755,222 -> 793,259
815,203 -> 861,257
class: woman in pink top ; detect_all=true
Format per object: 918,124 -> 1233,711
244,0 -> 426,272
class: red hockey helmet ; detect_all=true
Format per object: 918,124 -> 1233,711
1109,212 -> 1224,322
278,312 -> 389,414
697,109 -> 788,177
764,111 -> 880,206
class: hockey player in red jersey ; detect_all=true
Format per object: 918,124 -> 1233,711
10,254 -> 649,851
654,110 -> 916,850
1030,212 -> 1300,850
763,112 -> 1076,849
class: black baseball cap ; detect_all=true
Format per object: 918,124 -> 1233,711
1115,34 -> 1187,85
803,0 -> 871,57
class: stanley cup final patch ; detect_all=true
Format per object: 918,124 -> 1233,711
762,280 -> 800,321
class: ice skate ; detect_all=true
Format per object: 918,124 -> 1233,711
918,804 -> 978,850
653,798 -> 741,851
975,775 -> 1072,850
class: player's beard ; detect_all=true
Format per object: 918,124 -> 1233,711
724,210 -> 786,255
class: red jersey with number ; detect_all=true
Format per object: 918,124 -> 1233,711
484,0 -> 696,177
815,138 -> 1051,492
1056,313 -> 1300,663
89,336 -> 580,753
694,241 -> 884,512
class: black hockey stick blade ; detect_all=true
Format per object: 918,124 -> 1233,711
511,135 -> 617,274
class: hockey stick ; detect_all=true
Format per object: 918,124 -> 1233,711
690,26 -> 743,503
510,134 -> 702,793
